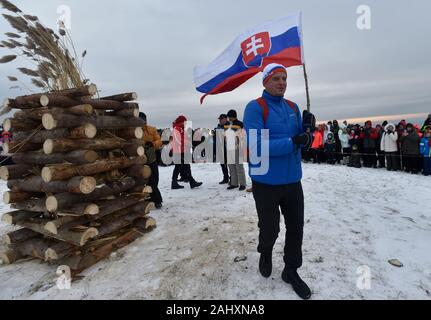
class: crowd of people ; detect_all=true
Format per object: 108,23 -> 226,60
303,115 -> 431,176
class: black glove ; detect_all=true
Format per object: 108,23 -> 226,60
293,133 -> 312,149
302,110 -> 316,133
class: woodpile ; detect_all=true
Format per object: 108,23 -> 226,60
0,85 -> 157,277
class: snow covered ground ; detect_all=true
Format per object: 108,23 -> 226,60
0,162 -> 430,300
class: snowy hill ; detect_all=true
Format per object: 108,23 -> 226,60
0,163 -> 430,300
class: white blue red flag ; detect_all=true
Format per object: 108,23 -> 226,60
194,12 -> 305,103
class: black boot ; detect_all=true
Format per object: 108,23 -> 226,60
227,185 -> 238,190
282,268 -> 312,300
219,177 -> 229,185
259,253 -> 272,278
171,181 -> 185,190
239,185 -> 246,191
190,180 -> 203,189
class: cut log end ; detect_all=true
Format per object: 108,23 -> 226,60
88,84 -> 98,96
44,248 -> 58,262
42,113 -> 56,130
41,167 -> 52,183
39,95 -> 49,107
137,146 -> 145,157
46,196 -> 58,213
3,118 -> 11,132
3,192 -> 10,204
85,204 -> 99,216
80,177 -> 97,194
43,139 -> 54,155
143,186 -> 153,194
0,167 -> 9,181
2,234 -> 12,245
80,228 -> 99,246
83,150 -> 99,163
1,213 -> 13,225
44,222 -> 58,235
84,123 -> 97,139
135,127 -> 144,139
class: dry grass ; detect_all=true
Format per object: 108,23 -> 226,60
0,0 -> 87,93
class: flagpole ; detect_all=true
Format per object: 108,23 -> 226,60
303,63 -> 311,112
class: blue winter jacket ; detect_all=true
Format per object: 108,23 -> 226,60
420,137 -> 430,157
243,90 -> 303,185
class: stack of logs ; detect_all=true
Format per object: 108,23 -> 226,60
0,84 -> 157,276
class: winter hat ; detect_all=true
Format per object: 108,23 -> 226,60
227,109 -> 237,119
173,115 -> 187,126
262,63 -> 287,85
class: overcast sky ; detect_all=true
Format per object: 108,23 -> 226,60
1,0 -> 430,128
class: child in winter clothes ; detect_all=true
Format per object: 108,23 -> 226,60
325,132 -> 337,165
420,128 -> 431,176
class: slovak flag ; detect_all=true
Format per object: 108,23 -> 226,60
194,12 -> 305,103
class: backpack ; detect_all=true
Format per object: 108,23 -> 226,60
256,97 -> 315,133
256,97 -> 298,126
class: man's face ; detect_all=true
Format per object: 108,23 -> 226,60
264,72 -> 287,97
219,118 -> 227,125
228,117 -> 235,123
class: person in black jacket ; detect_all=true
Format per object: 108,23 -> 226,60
215,114 -> 230,184
400,123 -> 421,174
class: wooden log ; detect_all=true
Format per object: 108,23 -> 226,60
60,228 -> 142,275
40,95 -> 80,108
100,92 -> 138,102
56,203 -> 99,217
45,178 -> 136,212
0,164 -> 33,181
16,217 -> 98,246
133,216 -> 157,232
11,199 -> 46,212
4,85 -> 98,110
1,210 -> 41,225
3,228 -> 39,245
80,99 -> 139,111
112,107 -> 139,118
123,143 -> 146,157
3,191 -> 34,204
44,196 -> 147,234
44,138 -> 133,154
115,127 -> 143,140
125,165 -> 152,179
13,125 -> 96,144
44,241 -> 74,262
42,113 -> 145,130
8,176 -> 96,194
13,105 -> 93,121
3,118 -> 40,132
12,150 -> 99,165
42,156 -> 147,182
11,237 -> 54,260
0,249 -> 25,265
3,141 -> 42,154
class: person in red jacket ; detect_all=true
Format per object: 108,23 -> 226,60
171,115 -> 203,190
311,125 -> 324,164
360,121 -> 379,168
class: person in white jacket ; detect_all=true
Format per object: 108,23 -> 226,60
338,123 -> 350,165
380,123 -> 399,171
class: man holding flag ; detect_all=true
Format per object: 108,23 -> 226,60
194,12 -> 315,299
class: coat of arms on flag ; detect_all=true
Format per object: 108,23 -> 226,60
241,32 -> 271,68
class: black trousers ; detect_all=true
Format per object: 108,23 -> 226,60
404,154 -> 420,173
148,161 -> 163,204
172,153 -> 194,182
252,180 -> 304,269
220,164 -> 229,180
385,152 -> 399,171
